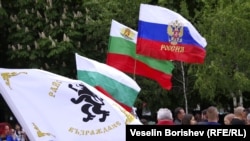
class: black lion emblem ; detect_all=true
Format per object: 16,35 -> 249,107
69,83 -> 110,122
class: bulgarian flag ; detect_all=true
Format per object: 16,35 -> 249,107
106,19 -> 174,90
94,86 -> 133,112
75,53 -> 141,108
136,4 -> 207,64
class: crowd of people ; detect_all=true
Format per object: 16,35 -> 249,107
1,105 -> 249,140
140,105 -> 250,125
0,122 -> 28,141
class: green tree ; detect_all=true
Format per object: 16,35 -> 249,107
0,0 -> 8,67
193,0 -> 250,108
3,0 -> 149,78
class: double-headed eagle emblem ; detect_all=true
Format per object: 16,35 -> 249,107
167,20 -> 183,45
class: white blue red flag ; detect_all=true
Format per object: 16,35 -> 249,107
136,4 -> 207,64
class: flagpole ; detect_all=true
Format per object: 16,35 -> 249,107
181,62 -> 188,114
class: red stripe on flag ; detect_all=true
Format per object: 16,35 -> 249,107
106,54 -> 135,73
136,38 -> 206,64
107,54 -> 173,90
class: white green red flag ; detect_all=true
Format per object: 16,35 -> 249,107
107,19 -> 174,90
75,53 -> 141,108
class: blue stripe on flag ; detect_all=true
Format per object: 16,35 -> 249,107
137,21 -> 203,48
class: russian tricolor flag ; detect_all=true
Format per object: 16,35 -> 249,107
136,4 -> 207,64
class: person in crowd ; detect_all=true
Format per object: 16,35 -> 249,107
0,122 -> 18,141
224,113 -> 234,125
193,112 -> 201,122
14,123 -> 28,141
10,129 -> 17,141
156,108 -> 174,125
243,108 -> 250,122
173,107 -> 185,125
140,118 -> 148,125
181,114 -> 197,125
231,106 -> 246,125
201,109 -> 208,122
246,113 -> 250,125
197,109 -> 208,125
201,106 -> 221,125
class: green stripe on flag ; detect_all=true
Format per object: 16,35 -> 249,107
109,36 -> 174,74
77,70 -> 138,107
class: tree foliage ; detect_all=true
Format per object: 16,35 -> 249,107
1,0 -> 250,118
193,0 -> 250,105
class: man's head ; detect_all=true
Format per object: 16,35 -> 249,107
234,106 -> 245,119
224,113 -> 234,125
206,106 -> 219,122
174,107 -> 185,121
157,108 -> 173,120
246,113 -> 250,125
201,109 -> 207,120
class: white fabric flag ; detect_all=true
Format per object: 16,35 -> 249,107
0,68 -> 141,141
75,53 -> 141,107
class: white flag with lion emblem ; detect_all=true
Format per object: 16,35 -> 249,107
0,68 -> 141,141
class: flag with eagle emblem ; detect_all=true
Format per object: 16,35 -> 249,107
136,4 -> 207,64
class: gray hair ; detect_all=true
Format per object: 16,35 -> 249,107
234,106 -> 245,116
157,108 -> 173,120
